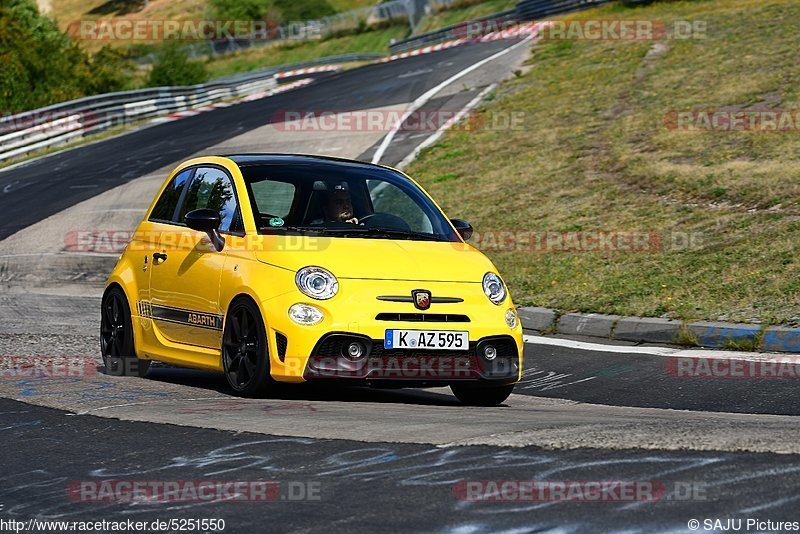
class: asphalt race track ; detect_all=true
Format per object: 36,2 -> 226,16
2,38 -> 800,532
0,40 -> 515,240
3,398 -> 800,532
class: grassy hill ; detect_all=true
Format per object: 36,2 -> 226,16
406,0 -> 800,325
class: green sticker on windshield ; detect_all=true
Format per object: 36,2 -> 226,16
268,217 -> 284,227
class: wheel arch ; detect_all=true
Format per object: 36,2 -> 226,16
103,281 -> 132,312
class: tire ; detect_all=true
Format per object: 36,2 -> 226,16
451,383 -> 514,406
222,298 -> 273,397
101,286 -> 151,378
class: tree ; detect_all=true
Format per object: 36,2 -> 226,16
147,44 -> 208,87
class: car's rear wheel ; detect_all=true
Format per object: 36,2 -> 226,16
101,286 -> 150,377
451,383 -> 514,406
222,298 -> 272,397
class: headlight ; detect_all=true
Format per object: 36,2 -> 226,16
483,272 -> 506,305
296,266 -> 338,300
289,303 -> 324,325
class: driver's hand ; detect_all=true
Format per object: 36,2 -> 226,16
346,217 -> 359,224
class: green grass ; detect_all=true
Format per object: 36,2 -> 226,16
406,0 -> 800,325
204,25 -> 408,78
413,0 -> 517,35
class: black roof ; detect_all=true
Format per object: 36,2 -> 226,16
221,153 -> 386,170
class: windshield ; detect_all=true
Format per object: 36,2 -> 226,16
239,161 -> 459,242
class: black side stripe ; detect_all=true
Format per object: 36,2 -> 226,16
137,301 -> 223,331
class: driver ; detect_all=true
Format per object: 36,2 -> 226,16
321,186 -> 359,224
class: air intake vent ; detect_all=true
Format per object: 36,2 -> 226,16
375,313 -> 470,322
275,332 -> 288,361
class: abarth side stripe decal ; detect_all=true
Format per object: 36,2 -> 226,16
136,301 -> 223,331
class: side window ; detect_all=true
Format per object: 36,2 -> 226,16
149,169 -> 192,222
178,167 -> 240,232
250,180 -> 296,218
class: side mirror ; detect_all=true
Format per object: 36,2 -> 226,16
450,219 -> 473,241
185,208 -> 225,252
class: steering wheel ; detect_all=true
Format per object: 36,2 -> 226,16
359,212 -> 411,231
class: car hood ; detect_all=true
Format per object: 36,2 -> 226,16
255,236 -> 493,283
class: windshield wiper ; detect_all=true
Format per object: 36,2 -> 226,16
317,227 -> 444,241
260,225 -> 323,233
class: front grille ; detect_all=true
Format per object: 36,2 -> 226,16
275,332 -> 288,361
370,344 -> 476,358
375,313 -> 470,322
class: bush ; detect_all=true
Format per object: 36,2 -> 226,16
209,0 -> 268,20
88,46 -> 136,94
0,0 -> 136,112
0,0 -> 92,111
209,0 -> 337,25
147,44 -> 209,87
273,0 -> 336,22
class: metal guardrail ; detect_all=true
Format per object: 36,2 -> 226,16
389,9 -> 517,53
389,0 -> 612,53
516,0 -> 612,20
0,53 -> 381,164
174,0 -> 420,62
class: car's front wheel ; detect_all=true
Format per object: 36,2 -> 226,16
222,298 -> 273,397
451,383 -> 514,406
101,286 -> 150,377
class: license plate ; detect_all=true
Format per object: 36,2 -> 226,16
384,329 -> 469,350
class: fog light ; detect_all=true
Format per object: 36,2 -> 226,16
288,303 -> 323,325
483,345 -> 497,361
505,309 -> 518,329
347,342 -> 365,359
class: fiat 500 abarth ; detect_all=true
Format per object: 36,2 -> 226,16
102,154 -> 522,405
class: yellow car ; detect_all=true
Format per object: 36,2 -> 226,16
102,155 -> 522,405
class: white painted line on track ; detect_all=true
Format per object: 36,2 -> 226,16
397,83 -> 496,169
371,31 -> 540,165
523,334 -> 798,363
73,397 -> 228,416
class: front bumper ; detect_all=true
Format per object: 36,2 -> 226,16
260,278 -> 523,384
302,333 -> 520,386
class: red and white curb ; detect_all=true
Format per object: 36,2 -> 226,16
275,65 -> 342,79
479,22 -> 543,41
238,78 -> 314,102
382,22 -> 545,63
382,39 -> 469,62
149,78 -> 313,125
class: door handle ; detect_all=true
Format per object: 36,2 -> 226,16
153,252 -> 168,263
